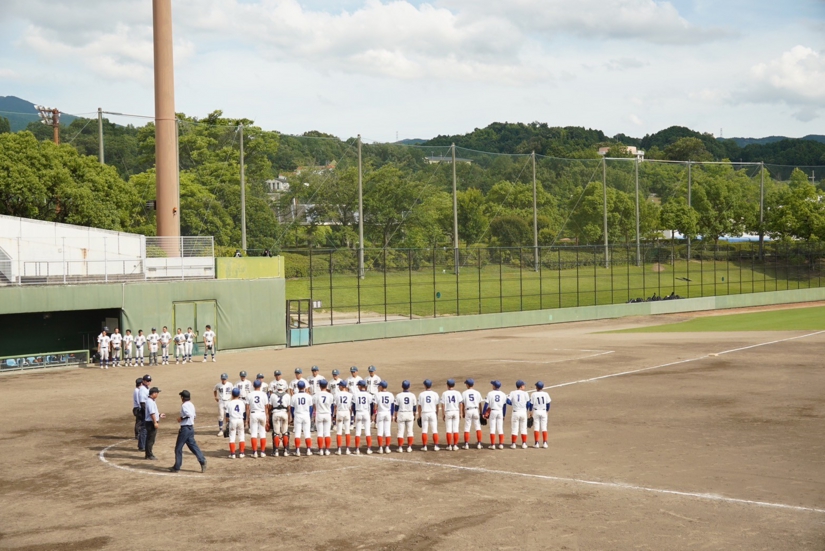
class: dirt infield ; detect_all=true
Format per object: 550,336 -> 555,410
1,309 -> 824,550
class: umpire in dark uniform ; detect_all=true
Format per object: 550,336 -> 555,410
144,386 -> 162,460
137,375 -> 152,451
169,390 -> 207,473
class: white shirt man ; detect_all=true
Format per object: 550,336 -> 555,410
484,381 -> 508,449
134,331 -> 147,366
461,379 -> 484,449
530,382 -> 551,449
334,382 -> 354,455
289,369 -> 306,396
248,381 -> 269,458
440,380 -> 463,451
291,382 -> 314,456
267,381 -> 291,456
346,367 -> 363,394
308,367 -> 326,395
213,374 -> 233,437
184,328 -> 195,362
365,367 -> 381,395
235,372 -> 253,403
418,380 -> 440,451
352,382 -> 374,454
147,330 -> 160,366
123,330 -> 134,366
226,389 -> 247,459
97,331 -> 111,369
110,329 -> 123,367
159,328 -> 172,364
314,382 -> 334,455
174,330 -> 186,364
202,326 -> 217,362
374,382 -> 394,454
394,382 -> 417,453
508,381 -> 531,449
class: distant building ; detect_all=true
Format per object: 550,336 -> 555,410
598,145 -> 645,160
265,177 -> 290,194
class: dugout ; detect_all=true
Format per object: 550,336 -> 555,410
0,308 -> 121,357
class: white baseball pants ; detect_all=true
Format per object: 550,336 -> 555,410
376,413 -> 392,437
249,411 -> 266,438
228,419 -> 245,443
533,411 -> 548,432
420,411 -> 437,434
271,411 -> 289,436
354,411 -> 371,436
293,415 -> 311,440
336,414 -> 352,435
396,412 -> 414,439
464,408 -> 481,431
511,411 -> 528,436
316,414 -> 332,438
488,410 -> 504,435
445,411 -> 459,433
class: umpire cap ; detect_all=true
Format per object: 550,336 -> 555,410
179,390 -> 191,399
142,374 -> 152,382
149,387 -> 161,394
135,378 -> 143,387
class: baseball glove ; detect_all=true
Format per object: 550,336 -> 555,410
480,417 -> 487,426
223,425 -> 229,438
416,418 -> 422,428
527,417 -> 534,428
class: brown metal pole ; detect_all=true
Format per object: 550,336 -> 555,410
52,109 -> 60,145
153,0 -> 180,252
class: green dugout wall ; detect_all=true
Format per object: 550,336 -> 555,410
0,278 -> 286,356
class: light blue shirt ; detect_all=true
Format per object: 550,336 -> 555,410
138,385 -> 149,404
180,401 -> 196,427
145,397 -> 159,422
132,388 -> 141,409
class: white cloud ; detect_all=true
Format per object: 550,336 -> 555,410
0,68 -> 18,79
604,57 -> 648,71
628,114 -> 643,126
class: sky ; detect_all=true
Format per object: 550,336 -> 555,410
0,0 -> 823,142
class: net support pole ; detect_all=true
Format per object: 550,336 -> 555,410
240,123 -> 247,252
358,135 -> 364,279
759,161 -> 765,260
687,160 -> 692,260
635,156 -> 641,267
452,143 -> 459,275
532,150 -> 539,272
603,156 -> 609,268
97,108 -> 104,164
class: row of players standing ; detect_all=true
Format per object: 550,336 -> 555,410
214,365 -> 552,458
97,326 -> 217,368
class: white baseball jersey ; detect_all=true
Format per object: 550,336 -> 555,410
314,391 -> 334,415
485,390 -> 508,412
268,391 -> 291,411
214,382 -> 233,401
440,389 -> 463,413
508,390 -> 530,412
329,378 -> 343,397
174,333 -> 186,345
147,333 -> 160,347
110,333 -> 122,348
308,375 -> 327,395
352,390 -> 373,413
418,390 -> 439,413
292,392 -> 313,416
394,391 -> 417,413
289,378 -> 306,394
98,334 -> 111,349
235,379 -> 253,401
346,375 -> 363,393
257,380 -> 269,393
135,335 -> 146,348
375,391 -> 394,415
227,398 -> 246,420
248,390 -> 268,413
185,331 -> 195,343
365,375 -> 381,394
203,330 -> 216,345
335,392 -> 353,417
123,334 -> 133,349
531,391 -> 551,412
160,331 -> 172,345
462,389 -> 482,409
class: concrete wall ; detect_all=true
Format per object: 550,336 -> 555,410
216,257 -> 284,280
0,278 -> 287,350
312,287 -> 825,345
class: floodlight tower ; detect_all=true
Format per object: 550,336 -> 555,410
153,0 -> 180,248
36,106 -> 60,144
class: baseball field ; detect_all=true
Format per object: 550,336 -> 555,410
1,303 -> 823,550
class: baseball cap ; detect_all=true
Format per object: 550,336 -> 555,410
332,369 -> 340,376
149,387 -> 161,394
295,368 -> 302,374
220,373 -> 228,380
535,381 -> 544,389
516,379 -> 525,388
357,380 -> 367,387
446,378 -> 455,386
311,365 -> 319,372
423,379 -> 432,388
350,366 -> 358,372
142,374 -> 152,382
319,380 -> 328,387
257,373 -> 264,379
253,380 -> 262,388
240,370 -> 247,377
337,380 -> 347,387
274,370 -> 282,376
490,380 -> 501,388
465,378 -> 474,386
151,328 -> 156,331
402,380 -> 410,390
368,365 -> 376,372
379,380 -> 388,388
179,390 -> 191,399
232,388 -> 240,397
297,380 -> 306,389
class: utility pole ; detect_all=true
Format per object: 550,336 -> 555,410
635,156 -> 641,266
239,123 -> 247,252
358,135 -> 364,279
759,161 -> 764,259
602,156 -> 609,268
97,108 -> 104,164
35,106 -> 60,144
687,160 -> 692,260
452,143 -> 459,274
532,151 -> 538,271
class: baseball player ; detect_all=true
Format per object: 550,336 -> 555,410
248,380 -> 269,458
226,388 -> 246,459
289,368 -> 305,395
174,329 -> 186,364
308,366 -> 326,395
530,381 -> 551,448
313,380 -> 334,455
132,377 -> 143,440
394,380 -> 417,452
202,325 -> 217,362
213,373 -> 233,437
329,369 -> 343,399
418,379 -> 440,451
271,370 -> 285,392
97,329 -> 110,369
483,380 -> 508,449
461,378 -> 484,449
334,380 -> 353,455
352,380 -> 374,455
147,328 -> 160,366
184,327 -> 195,363
160,326 -> 172,365
255,373 -> 268,394
440,379 -> 463,451
346,366 -> 363,394
374,380 -> 394,454
134,330 -> 146,366
365,366 -> 380,396
123,330 -> 134,367
267,380 -> 291,457
508,380 -> 530,448
291,381 -> 314,456
110,328 -> 122,367
235,371 -> 253,404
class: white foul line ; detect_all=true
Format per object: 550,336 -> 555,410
368,456 -> 825,515
488,350 -> 615,364
546,330 -> 825,390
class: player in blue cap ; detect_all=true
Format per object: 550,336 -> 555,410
441,379 -> 462,450
418,379 -> 440,451
334,379 -> 353,454
507,380 -> 530,449
483,380 -> 507,449
394,380 -> 417,452
530,381 -> 551,448
461,378 -> 484,449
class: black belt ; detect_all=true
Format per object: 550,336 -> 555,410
179,425 -> 194,429
274,407 -> 287,410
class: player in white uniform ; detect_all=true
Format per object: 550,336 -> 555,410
365,366 -> 380,395
373,381 -> 394,454
202,325 -> 217,362
346,366 -> 363,394
530,381 -> 551,448
313,380 -> 334,455
334,381 -> 353,454
329,369 -> 343,399
508,380 -> 531,449
440,379 -> 463,451
291,381 -> 314,456
159,326 -> 172,365
461,378 -> 484,449
147,328 -> 160,366
97,329 -> 111,369
352,380 -> 374,455
483,380 -> 508,449
226,388 -> 247,458
184,327 -> 195,363
289,368 -> 306,395
255,373 -> 268,394
173,328 -> 186,364
248,380 -> 269,458
110,328 -> 123,367
235,371 -> 253,403
394,380 -> 417,452
134,330 -> 146,366
308,366 -> 326,395
267,380 -> 291,456
270,370 -> 285,393
123,330 -> 134,367
418,379 -> 440,451
213,373 -> 233,436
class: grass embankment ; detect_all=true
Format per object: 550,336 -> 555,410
614,305 -> 825,333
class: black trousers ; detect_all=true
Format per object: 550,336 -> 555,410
144,420 -> 157,458
173,426 -> 205,470
137,407 -> 147,449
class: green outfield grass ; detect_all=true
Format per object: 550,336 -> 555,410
612,305 -> 825,333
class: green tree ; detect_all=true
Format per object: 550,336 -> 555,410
765,168 -> 825,240
0,116 -> 10,134
490,215 -> 531,246
664,137 -> 713,162
457,188 -> 488,244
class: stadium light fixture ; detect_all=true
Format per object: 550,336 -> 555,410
35,105 -> 61,145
